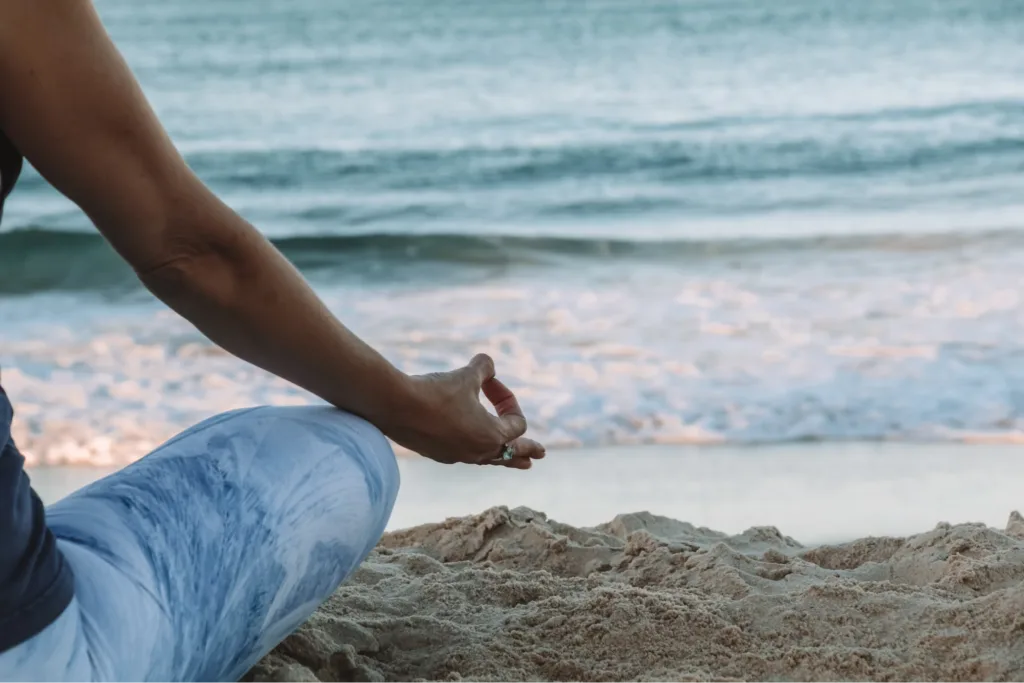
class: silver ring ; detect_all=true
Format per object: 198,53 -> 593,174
501,443 -> 515,461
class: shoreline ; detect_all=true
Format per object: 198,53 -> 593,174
31,440 -> 1024,545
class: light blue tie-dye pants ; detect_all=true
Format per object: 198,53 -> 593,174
0,405 -> 400,682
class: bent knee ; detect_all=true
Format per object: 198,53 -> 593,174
145,404 -> 400,519
256,405 -> 400,506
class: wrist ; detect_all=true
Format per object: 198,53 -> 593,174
361,370 -> 440,456
351,359 -> 420,432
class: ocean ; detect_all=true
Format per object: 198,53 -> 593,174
3,0 -> 1024,466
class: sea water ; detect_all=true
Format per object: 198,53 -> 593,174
3,0 -> 1024,464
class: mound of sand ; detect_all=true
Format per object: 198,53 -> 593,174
248,507 -> 1024,682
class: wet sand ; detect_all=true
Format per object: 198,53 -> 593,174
32,442 -> 1024,543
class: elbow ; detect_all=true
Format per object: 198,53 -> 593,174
136,231 -> 247,313
131,188 -> 274,316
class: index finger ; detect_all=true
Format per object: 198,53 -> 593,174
482,376 -> 527,438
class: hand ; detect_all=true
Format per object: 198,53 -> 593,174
379,354 -> 545,469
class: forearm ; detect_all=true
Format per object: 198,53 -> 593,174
138,184 -> 413,425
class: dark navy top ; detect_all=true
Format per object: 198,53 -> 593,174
0,134 -> 76,652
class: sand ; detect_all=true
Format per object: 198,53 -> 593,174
248,506 -> 1024,682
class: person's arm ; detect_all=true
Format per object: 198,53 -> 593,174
0,0 -> 543,468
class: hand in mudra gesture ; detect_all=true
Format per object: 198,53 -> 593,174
381,354 -> 545,469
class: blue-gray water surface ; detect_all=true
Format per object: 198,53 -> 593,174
3,0 -> 1024,463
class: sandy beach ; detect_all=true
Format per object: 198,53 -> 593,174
246,504 -> 1024,682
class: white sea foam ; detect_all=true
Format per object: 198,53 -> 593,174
5,239 -> 1024,466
